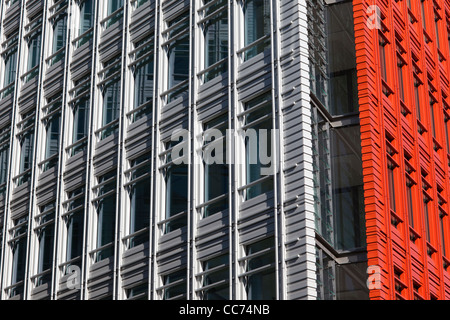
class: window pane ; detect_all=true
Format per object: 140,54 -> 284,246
108,0 -> 123,14
203,114 -> 228,217
244,94 -> 273,200
37,223 -> 54,285
203,5 -> 228,81
163,269 -> 186,300
244,0 -> 270,45
0,129 -> 10,185
67,211 -> 84,261
331,126 -> 365,251
3,49 -> 17,87
80,0 -> 94,33
165,164 -> 188,232
102,80 -> 120,126
245,237 -> 275,300
73,98 -> 89,143
96,172 -> 116,261
20,131 -> 34,174
28,33 -> 41,71
98,197 -> 115,243
12,236 -> 27,284
168,37 -> 189,89
326,2 -> 358,115
201,254 -> 229,300
44,115 -> 60,162
52,16 -> 67,53
243,0 -> 270,60
133,59 -> 153,112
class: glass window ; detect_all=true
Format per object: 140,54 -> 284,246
104,0 -> 124,28
414,76 -> 422,121
421,0 -> 427,30
107,0 -> 123,14
430,97 -> 437,138
445,114 -> 450,153
331,126 -> 365,251
199,254 -> 229,300
243,0 -> 270,60
80,0 -> 94,33
50,15 -> 67,65
128,154 -> 151,248
162,269 -> 187,300
3,47 -> 17,89
102,80 -> 120,125
71,97 -> 89,156
95,171 -> 116,261
336,262 -> 370,300
65,188 -> 85,265
201,0 -> 228,82
100,56 -> 121,139
163,11 -> 189,103
406,180 -> 415,229
397,56 -> 405,102
316,247 -> 336,300
35,203 -> 55,286
423,194 -> 431,243
243,93 -> 274,200
387,161 -> 396,212
135,0 -> 150,9
0,127 -> 10,186
131,37 -> 154,122
9,216 -> 28,297
326,2 -> 358,115
434,11 -> 440,49
163,139 -> 188,233
26,27 -> 42,82
126,283 -> 148,300
440,211 -> 447,257
243,237 -> 276,300
312,111 -> 333,244
43,114 -> 60,171
203,114 -> 228,217
18,125 -> 35,186
28,33 -> 41,71
379,36 -> 387,82
75,0 -> 95,47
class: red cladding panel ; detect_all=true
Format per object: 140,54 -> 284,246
354,0 -> 450,300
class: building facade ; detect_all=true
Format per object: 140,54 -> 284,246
0,0 -> 447,301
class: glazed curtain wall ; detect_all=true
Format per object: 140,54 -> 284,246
354,0 -> 450,299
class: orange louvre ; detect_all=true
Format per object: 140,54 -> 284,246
354,0 -> 450,299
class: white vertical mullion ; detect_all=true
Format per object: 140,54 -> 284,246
190,0 -> 199,300
270,0 -> 286,300
82,0 -> 101,300
148,0 -> 160,301
230,0 -> 241,300
25,0 -> 49,300
186,0 -> 194,300
115,0 -> 130,301
54,0 -> 75,299
226,0 -> 233,301
0,0 -> 9,300
49,0 -> 73,300
152,0 -> 163,300
2,0 -> 26,300
268,0 -> 280,301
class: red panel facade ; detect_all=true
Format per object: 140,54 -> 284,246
354,0 -> 450,299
